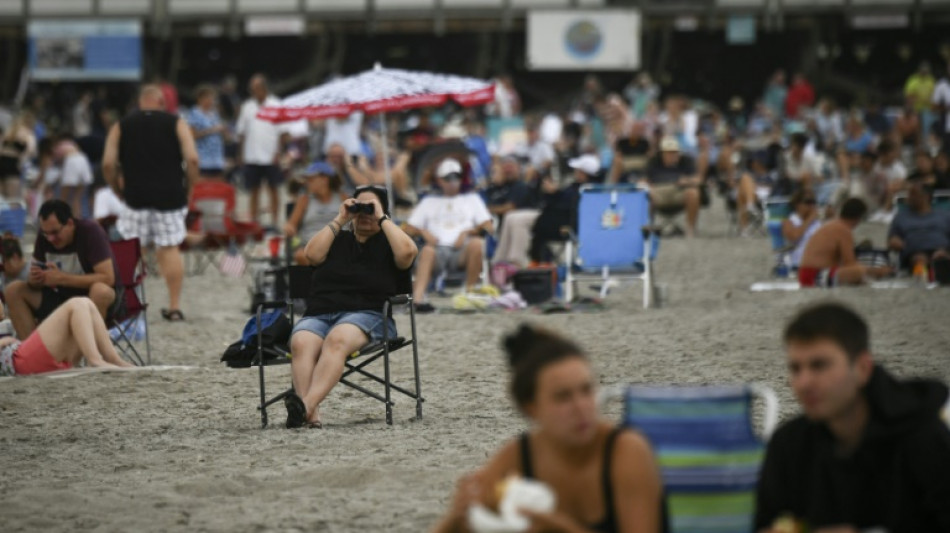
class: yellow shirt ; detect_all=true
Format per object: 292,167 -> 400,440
905,74 -> 935,112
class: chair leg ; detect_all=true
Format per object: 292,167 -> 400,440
409,303 -> 423,420
258,352 -> 268,429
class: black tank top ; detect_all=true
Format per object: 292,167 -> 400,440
519,427 -> 623,533
118,110 -> 187,210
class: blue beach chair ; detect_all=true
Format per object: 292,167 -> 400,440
763,197 -> 794,277
603,384 -> 779,533
564,186 -> 658,308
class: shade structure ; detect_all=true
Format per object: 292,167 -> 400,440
257,65 -> 495,122
256,64 -> 494,211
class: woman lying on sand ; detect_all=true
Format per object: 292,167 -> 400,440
0,297 -> 133,376
433,324 -> 665,533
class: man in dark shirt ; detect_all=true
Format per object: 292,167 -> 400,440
610,121 -> 652,184
486,156 -> 537,220
888,177 -> 950,270
4,200 -> 117,339
645,136 -> 701,237
755,302 -> 950,532
102,84 -> 199,322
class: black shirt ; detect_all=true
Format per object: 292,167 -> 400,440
646,155 -> 696,186
118,110 -> 187,210
486,180 -> 537,211
305,231 -> 411,316
614,137 -> 651,181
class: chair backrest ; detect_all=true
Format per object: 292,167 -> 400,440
763,197 -> 790,222
108,238 -> 145,318
620,384 -> 777,533
190,181 -> 238,233
576,186 -> 653,269
0,202 -> 26,238
933,190 -> 950,212
285,263 -> 412,302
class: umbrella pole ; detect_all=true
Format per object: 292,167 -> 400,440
380,112 -> 394,213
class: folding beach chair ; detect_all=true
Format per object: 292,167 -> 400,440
251,265 -> 423,428
763,196 -> 794,277
188,181 -> 265,273
563,185 -> 658,308
0,201 -> 27,238
108,238 -> 151,365
603,384 -> 779,533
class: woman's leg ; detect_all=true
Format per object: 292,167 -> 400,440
86,299 -> 133,367
34,298 -> 118,367
300,323 -> 368,424
290,330 -> 324,401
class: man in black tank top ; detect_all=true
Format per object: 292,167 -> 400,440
102,85 -> 199,321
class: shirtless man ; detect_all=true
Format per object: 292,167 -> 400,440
798,198 -> 892,287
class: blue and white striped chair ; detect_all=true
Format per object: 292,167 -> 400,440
602,384 -> 778,533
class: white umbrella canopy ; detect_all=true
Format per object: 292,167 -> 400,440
257,65 -> 495,211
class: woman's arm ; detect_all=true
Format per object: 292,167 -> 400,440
283,194 -> 309,237
613,431 -> 664,533
304,200 -> 355,266
431,441 -> 519,533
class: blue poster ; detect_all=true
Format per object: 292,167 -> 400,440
28,20 -> 142,81
727,16 -> 756,45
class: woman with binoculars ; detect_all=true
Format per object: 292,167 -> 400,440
283,184 -> 418,429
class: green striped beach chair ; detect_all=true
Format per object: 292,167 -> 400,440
603,384 -> 778,533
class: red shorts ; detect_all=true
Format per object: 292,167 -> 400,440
798,266 -> 838,288
13,332 -> 71,375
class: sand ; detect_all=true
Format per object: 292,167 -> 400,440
2,197 -> 949,533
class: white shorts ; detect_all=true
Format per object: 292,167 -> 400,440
59,153 -> 93,187
118,206 -> 188,247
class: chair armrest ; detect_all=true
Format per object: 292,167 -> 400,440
256,301 -> 288,311
389,294 -> 412,306
749,383 -> 779,440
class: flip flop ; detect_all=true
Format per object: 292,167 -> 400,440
284,393 -> 306,429
306,421 -> 323,429
161,309 -> 185,322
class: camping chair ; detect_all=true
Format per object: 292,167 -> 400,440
252,265 -> 423,428
563,185 -> 658,308
108,238 -> 150,365
188,181 -> 265,273
0,201 -> 27,238
602,384 -> 779,533
763,196 -> 794,277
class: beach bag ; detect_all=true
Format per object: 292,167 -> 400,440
219,242 -> 246,277
222,311 -> 291,368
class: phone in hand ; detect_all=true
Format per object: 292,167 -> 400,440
31,259 -> 48,271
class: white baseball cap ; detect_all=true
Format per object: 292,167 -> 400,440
567,154 -> 601,176
436,158 -> 463,180
660,136 -> 681,152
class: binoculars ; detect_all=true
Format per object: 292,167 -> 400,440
346,203 -> 376,215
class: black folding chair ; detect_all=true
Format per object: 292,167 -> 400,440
252,265 -> 423,428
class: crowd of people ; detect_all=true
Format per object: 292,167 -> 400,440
0,62 -> 949,532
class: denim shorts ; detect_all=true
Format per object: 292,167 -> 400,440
291,311 -> 396,343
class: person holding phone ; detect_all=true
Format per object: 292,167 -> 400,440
283,185 -> 417,429
3,200 -> 117,340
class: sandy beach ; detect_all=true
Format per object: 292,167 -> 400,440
2,197 -> 948,532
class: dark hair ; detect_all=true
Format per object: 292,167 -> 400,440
784,302 -> 869,361
504,324 -> 585,408
194,84 -> 216,100
878,139 -> 896,155
790,133 -> 809,150
38,199 -> 73,225
353,185 -> 390,215
839,197 -> 867,221
1,234 -> 22,260
789,188 -> 815,210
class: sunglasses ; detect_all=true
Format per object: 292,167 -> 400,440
803,199 -> 817,205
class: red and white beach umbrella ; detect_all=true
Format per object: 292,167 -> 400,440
257,64 -> 494,209
257,64 -> 495,122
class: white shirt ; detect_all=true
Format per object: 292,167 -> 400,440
789,213 -> 822,267
931,78 -> 950,108
527,141 -> 556,172
784,151 -> 823,182
407,193 -> 492,247
323,111 -> 364,156
93,187 -> 126,219
236,95 -> 285,165
873,160 -> 907,185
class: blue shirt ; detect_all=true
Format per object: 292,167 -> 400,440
186,107 -> 225,170
888,209 -> 950,256
843,131 -> 874,155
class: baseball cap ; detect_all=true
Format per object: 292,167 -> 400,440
436,158 -> 463,180
303,161 -> 336,177
567,154 -> 600,177
660,136 -> 681,152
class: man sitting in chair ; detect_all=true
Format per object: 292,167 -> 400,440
644,136 -> 702,238
405,158 -> 493,313
887,177 -> 950,273
284,185 -> 417,429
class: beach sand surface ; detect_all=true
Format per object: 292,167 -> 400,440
2,197 -> 948,532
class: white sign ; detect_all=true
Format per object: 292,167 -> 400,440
527,9 -> 641,71
244,16 -> 305,36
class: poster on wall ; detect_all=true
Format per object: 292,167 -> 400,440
527,10 -> 641,71
28,20 -> 142,81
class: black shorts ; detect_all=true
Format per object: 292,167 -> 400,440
34,287 -> 121,323
243,164 -> 283,189
199,167 -> 224,178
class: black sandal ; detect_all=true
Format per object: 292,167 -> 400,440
284,393 -> 306,429
161,309 -> 185,322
